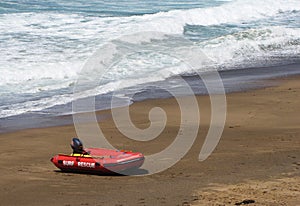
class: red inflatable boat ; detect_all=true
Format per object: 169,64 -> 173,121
51,148 -> 145,174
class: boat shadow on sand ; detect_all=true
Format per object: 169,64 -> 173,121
54,168 -> 149,176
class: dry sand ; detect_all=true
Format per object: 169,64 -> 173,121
0,76 -> 299,206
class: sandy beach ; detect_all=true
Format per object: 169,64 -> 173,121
1,0 -> 300,205
0,75 -> 299,206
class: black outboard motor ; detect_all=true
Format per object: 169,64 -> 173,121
70,138 -> 84,154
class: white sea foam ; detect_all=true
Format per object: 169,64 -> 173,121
200,26 -> 300,68
0,0 -> 300,118
1,0 -> 299,85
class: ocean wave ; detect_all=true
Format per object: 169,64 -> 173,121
0,0 -> 300,118
1,0 -> 299,84
200,26 -> 300,69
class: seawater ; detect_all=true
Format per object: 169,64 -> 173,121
0,0 -> 300,120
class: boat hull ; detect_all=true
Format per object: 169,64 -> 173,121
51,148 -> 144,174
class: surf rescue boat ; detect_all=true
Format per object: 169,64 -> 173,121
51,148 -> 145,174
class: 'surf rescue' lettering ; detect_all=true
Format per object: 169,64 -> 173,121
63,160 -> 74,166
78,162 -> 95,168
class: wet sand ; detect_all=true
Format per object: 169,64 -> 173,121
0,76 -> 299,206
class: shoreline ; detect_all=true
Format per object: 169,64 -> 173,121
1,63 -> 300,134
0,69 -> 299,205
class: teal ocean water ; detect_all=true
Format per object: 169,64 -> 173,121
0,0 -> 300,120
